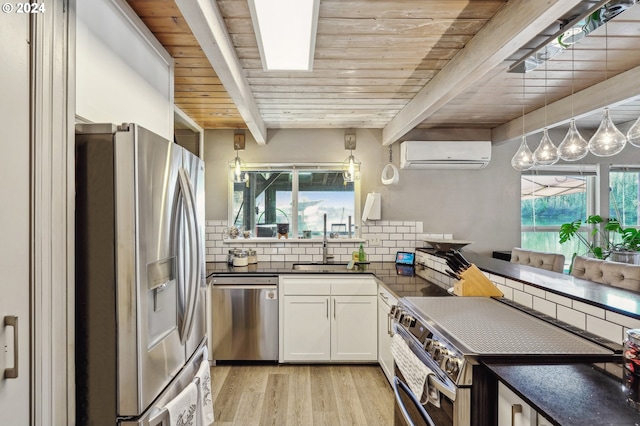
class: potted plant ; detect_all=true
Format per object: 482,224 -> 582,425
559,215 -> 640,265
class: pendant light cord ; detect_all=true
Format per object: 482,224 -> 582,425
544,46 -> 548,128
522,72 -> 525,135
571,42 -> 575,118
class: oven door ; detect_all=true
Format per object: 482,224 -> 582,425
393,377 -> 435,426
393,326 -> 460,426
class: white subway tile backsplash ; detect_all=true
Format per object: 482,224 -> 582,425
524,285 -> 546,298
557,305 -> 586,329
586,316 -> 623,343
545,292 -> 572,308
606,311 -> 640,330
416,222 -> 423,233
533,297 -> 556,318
572,300 -> 605,319
383,226 -> 396,233
369,226 -> 383,233
513,290 -> 533,308
397,226 -> 410,233
389,221 -> 403,226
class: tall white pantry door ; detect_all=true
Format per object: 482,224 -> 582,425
0,10 -> 31,425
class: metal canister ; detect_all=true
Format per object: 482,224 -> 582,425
624,329 -> 640,374
232,250 -> 249,267
247,249 -> 257,264
624,329 -> 640,412
227,249 -> 236,265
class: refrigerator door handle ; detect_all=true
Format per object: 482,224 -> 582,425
177,167 -> 200,344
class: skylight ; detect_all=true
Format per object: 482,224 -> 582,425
248,0 -> 320,71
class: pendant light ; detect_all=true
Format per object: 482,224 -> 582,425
532,47 -> 559,166
558,42 -> 588,161
512,72 -> 535,171
342,133 -> 361,182
627,115 -> 640,147
229,134 -> 249,183
588,23 -> 626,156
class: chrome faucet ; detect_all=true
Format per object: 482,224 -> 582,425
322,213 -> 333,263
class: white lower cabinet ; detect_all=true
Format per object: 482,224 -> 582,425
377,285 -> 397,383
280,275 -> 377,362
498,382 -> 551,426
283,295 -> 331,361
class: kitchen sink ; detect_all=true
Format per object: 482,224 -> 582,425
291,263 -> 350,271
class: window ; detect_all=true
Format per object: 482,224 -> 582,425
610,167 -> 640,227
520,168 -> 597,269
229,165 -> 359,238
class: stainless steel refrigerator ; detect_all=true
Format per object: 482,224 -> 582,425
75,123 -> 207,425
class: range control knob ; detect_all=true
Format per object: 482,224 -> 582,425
445,357 -> 460,377
402,315 -> 416,327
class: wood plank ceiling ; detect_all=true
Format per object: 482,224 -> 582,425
126,0 -> 640,144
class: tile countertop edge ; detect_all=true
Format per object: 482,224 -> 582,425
484,362 -> 640,426
418,249 -> 640,320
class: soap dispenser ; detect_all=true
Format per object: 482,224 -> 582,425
358,243 -> 366,262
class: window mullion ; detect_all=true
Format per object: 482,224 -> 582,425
292,170 -> 299,237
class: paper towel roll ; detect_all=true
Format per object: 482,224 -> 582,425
362,192 -> 381,221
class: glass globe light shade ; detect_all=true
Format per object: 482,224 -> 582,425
627,115 -> 640,147
532,128 -> 559,166
511,136 -> 535,171
342,153 -> 361,182
558,119 -> 589,161
229,155 -> 249,183
588,107 -> 626,156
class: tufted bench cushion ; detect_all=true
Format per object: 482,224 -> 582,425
571,255 -> 640,292
510,248 -> 565,273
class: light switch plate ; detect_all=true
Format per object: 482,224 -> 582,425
369,237 -> 381,247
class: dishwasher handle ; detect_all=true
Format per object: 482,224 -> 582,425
212,285 -> 277,290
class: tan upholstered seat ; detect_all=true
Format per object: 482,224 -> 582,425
570,256 -> 640,293
510,248 -> 565,273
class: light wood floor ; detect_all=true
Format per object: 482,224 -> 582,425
210,363 -> 395,426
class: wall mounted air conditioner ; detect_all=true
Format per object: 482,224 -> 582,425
400,140 -> 491,170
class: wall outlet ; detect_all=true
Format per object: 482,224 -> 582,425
369,237 -> 381,247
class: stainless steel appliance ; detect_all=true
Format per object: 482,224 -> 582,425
211,275 -> 279,361
75,123 -> 207,425
391,297 -> 618,426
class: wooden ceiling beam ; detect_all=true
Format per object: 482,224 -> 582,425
381,0 -> 584,146
492,64 -> 640,144
174,0 -> 267,144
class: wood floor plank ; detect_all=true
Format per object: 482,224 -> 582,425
329,366 -> 369,425
233,391 -> 264,426
309,365 -> 339,413
209,364 -> 230,402
352,366 -> 395,425
286,365 -> 313,426
259,373 -> 289,426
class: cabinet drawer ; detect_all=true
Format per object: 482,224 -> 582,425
281,278 -> 330,295
330,278 -> 377,295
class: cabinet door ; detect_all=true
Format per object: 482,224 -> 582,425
498,382 -> 534,426
0,11 -> 30,425
331,295 -> 377,361
282,296 -> 330,361
378,297 -> 394,383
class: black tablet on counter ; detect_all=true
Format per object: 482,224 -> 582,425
395,251 -> 415,276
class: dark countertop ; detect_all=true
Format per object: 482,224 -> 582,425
418,249 -> 640,320
206,261 -> 450,298
485,363 -> 640,426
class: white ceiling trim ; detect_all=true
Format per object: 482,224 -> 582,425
381,0 -> 584,146
174,0 -> 268,144
492,64 -> 640,144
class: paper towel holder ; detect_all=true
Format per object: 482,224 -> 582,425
362,192 -> 381,221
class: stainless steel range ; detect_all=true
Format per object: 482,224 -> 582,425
391,297 -> 618,426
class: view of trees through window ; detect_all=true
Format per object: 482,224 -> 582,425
231,168 -> 356,238
521,170 -> 640,270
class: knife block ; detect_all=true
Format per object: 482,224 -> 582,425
453,264 -> 503,297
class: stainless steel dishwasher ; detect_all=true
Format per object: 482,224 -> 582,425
210,275 -> 279,361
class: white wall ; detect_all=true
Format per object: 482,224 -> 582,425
76,0 -> 174,140
203,128 -> 522,256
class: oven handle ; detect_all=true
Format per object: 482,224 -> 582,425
393,324 -> 458,402
393,377 -> 436,426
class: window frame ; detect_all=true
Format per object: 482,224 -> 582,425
227,163 -> 362,239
